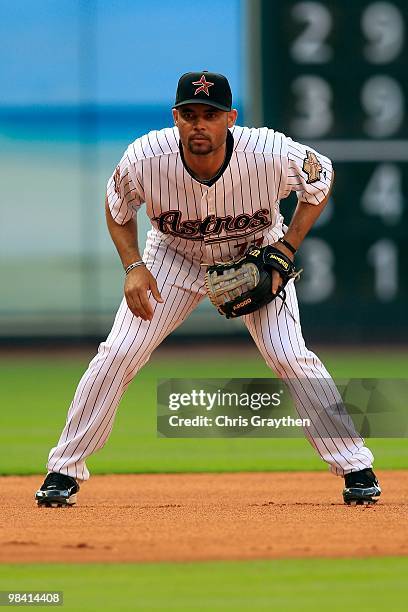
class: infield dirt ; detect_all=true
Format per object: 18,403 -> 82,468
1,471 -> 407,563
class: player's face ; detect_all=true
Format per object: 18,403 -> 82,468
173,104 -> 237,155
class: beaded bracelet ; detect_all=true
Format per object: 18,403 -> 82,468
125,260 -> 145,275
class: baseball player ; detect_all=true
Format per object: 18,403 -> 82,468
35,71 -> 381,508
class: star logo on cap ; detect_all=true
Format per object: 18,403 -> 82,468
192,74 -> 214,96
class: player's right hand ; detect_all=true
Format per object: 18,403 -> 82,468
124,266 -> 163,321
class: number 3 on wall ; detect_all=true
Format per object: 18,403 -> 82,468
296,237 -> 335,303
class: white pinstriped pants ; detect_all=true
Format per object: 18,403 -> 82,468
47,238 -> 374,480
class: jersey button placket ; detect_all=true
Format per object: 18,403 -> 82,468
202,186 -> 215,256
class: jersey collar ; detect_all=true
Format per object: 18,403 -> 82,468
178,130 -> 234,187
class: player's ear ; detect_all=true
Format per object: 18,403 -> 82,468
227,109 -> 238,128
172,109 -> 178,126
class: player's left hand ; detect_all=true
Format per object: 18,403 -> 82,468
124,266 -> 163,321
270,242 -> 295,295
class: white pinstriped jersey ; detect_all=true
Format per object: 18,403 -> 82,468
107,125 -> 333,263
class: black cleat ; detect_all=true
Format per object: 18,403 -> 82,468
343,468 -> 381,506
35,472 -> 79,507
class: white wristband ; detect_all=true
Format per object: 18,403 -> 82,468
125,260 -> 145,275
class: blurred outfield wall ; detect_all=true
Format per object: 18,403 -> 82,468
0,0 -> 243,340
1,0 -> 407,343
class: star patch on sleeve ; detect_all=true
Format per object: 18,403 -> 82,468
113,165 -> 121,195
302,151 -> 323,184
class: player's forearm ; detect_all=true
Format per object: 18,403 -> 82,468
283,176 -> 333,252
283,198 -> 328,251
105,198 -> 142,268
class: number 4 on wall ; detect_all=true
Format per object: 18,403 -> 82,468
361,163 -> 404,225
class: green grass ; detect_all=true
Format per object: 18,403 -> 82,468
0,350 -> 407,475
0,558 -> 407,611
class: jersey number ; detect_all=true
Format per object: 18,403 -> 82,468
235,237 -> 265,256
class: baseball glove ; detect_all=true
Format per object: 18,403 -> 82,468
205,245 -> 300,318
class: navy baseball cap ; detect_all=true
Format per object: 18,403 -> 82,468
174,71 -> 232,111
